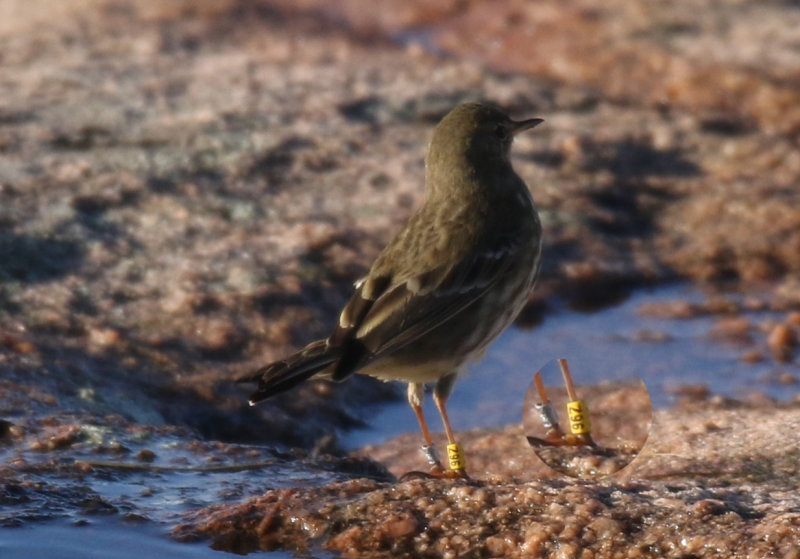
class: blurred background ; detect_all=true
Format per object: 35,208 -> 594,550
1,0 -> 799,553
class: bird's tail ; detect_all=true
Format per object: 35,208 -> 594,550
237,340 -> 340,405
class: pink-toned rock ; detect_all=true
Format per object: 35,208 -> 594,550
768,324 -> 798,361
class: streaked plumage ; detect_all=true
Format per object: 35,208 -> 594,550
239,102 -> 543,477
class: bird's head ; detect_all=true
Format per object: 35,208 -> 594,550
426,102 -> 543,173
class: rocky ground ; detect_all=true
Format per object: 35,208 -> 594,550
1,0 -> 800,557
178,398 -> 800,558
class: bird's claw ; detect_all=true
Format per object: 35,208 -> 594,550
399,466 -> 470,481
396,442 -> 470,480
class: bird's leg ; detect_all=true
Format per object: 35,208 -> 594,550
407,382 -> 445,474
433,373 -> 468,478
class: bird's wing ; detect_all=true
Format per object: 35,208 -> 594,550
328,235 -> 521,380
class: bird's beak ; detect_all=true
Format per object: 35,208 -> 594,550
510,118 -> 544,135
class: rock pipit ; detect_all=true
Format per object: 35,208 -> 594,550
239,102 -> 543,478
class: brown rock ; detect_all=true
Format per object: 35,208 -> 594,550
178,400 -> 800,558
779,372 -> 798,385
137,448 -> 157,462
768,324 -> 798,361
637,301 -> 698,319
192,319 -> 246,359
740,350 -> 764,364
668,383 -> 710,403
87,327 -> 121,350
378,514 -> 420,541
0,331 -> 36,354
711,317 -> 751,343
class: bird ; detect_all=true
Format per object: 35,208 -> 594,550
238,102 -> 543,478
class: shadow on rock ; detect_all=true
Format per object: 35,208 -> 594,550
0,233 -> 84,284
581,138 -> 701,179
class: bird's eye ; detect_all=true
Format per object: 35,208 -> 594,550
494,125 -> 508,140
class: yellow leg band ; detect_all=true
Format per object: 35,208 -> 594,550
446,443 -> 466,471
566,400 -> 591,435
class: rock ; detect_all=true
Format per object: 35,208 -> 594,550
768,324 -> 798,361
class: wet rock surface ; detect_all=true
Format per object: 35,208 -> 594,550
1,0 -> 800,556
0,412 -> 392,529
179,398 -> 800,558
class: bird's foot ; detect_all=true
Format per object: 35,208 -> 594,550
397,443 -> 469,480
399,466 -> 470,481
435,467 -> 470,480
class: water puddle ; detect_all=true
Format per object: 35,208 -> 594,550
343,283 -> 800,448
0,519 -> 259,559
0,424 -> 363,558
2,284 -> 797,556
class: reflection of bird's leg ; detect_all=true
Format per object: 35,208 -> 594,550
407,382 -> 445,473
434,373 -> 468,478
